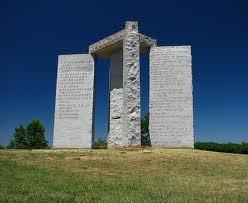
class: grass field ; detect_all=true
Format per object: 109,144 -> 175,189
0,148 -> 248,202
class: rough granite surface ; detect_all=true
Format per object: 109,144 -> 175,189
53,54 -> 95,148
122,21 -> 141,147
89,29 -> 156,59
139,33 -> 157,48
149,46 -> 194,148
108,88 -> 124,148
107,50 -> 124,147
89,30 -> 125,56
53,22 -> 194,149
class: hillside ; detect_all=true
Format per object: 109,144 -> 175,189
0,148 -> 247,202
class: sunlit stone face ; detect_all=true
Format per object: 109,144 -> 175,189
53,54 -> 95,148
149,46 -> 194,148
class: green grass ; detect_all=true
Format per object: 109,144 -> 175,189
0,149 -> 248,202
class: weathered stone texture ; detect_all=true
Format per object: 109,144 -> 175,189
89,30 -> 125,54
122,21 -> 141,147
139,33 -> 157,48
149,46 -> 194,148
89,29 -> 156,59
107,50 -> 125,148
89,30 -> 125,59
53,54 -> 95,148
108,88 -> 124,148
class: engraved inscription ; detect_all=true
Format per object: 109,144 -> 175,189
53,54 -> 95,148
55,60 -> 93,120
149,46 -> 194,148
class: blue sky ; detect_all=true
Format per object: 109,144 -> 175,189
0,0 -> 247,146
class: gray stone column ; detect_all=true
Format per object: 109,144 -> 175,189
108,50 -> 124,147
122,21 -> 141,146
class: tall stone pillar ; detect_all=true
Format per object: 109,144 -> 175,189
108,50 -> 124,147
122,21 -> 141,146
149,46 -> 194,148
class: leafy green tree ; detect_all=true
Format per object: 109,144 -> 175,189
7,120 -> 48,149
14,125 -> 28,149
26,120 -> 48,149
141,113 -> 151,146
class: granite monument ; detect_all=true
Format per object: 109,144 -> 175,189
53,21 -> 194,149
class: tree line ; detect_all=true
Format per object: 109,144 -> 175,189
1,115 -> 247,154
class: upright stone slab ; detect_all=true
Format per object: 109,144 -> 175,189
108,50 -> 124,148
122,21 -> 141,146
53,54 -> 95,148
149,46 -> 194,148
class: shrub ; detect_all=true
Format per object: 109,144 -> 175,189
141,113 -> 151,146
0,145 -> 5,149
195,142 -> 248,154
92,138 -> 107,149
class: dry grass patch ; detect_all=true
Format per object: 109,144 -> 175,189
0,148 -> 248,202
